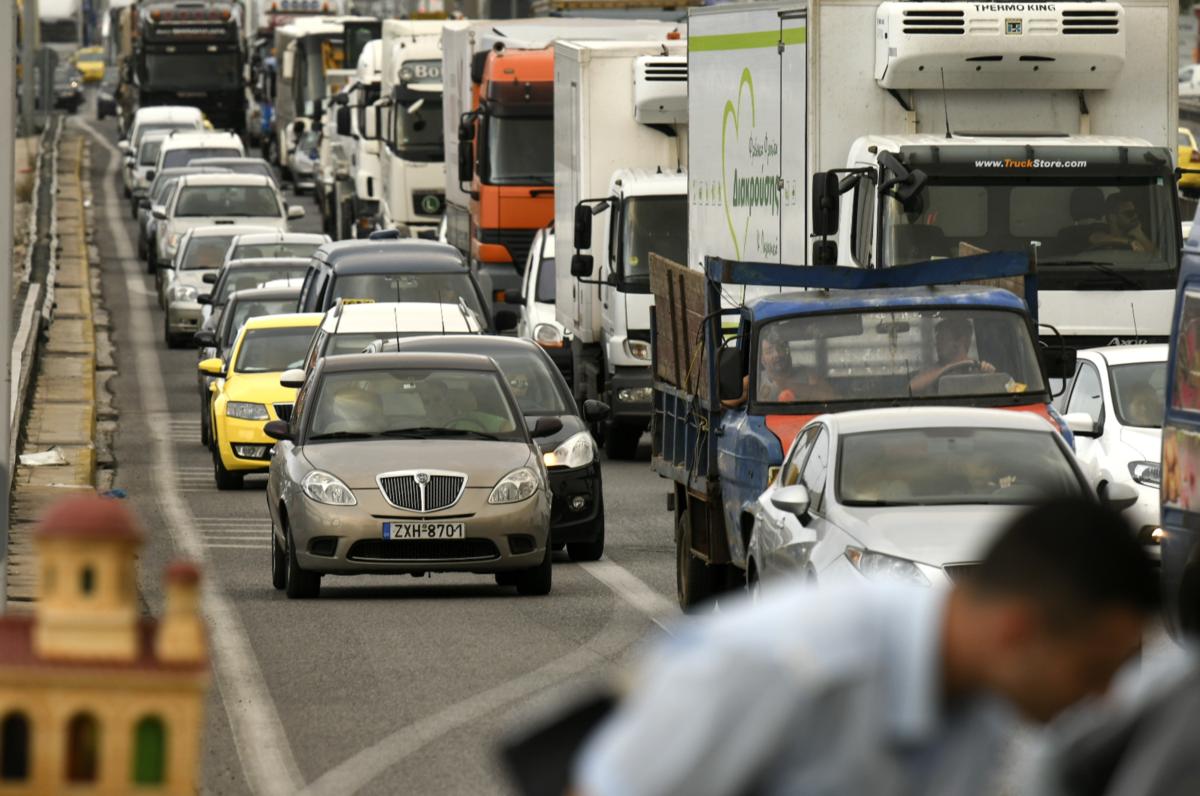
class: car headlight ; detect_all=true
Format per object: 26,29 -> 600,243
533,323 -> 564,348
488,466 -> 540,504
302,470 -> 357,506
543,431 -> 595,469
845,548 -> 929,586
1128,461 -> 1161,488
225,401 -> 269,420
170,284 -> 198,302
624,338 -> 652,361
617,386 -> 653,404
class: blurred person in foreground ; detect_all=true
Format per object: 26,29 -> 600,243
566,497 -> 1158,796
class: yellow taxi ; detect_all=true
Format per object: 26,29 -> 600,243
71,46 -> 105,83
199,313 -> 322,489
1179,127 -> 1200,196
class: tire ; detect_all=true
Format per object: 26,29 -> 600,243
271,528 -> 287,590
200,396 -> 210,447
164,316 -> 185,349
212,446 -> 243,491
567,505 -> 605,562
514,543 -> 553,596
285,522 -> 320,599
147,244 -> 157,274
494,570 -> 518,587
675,505 -> 719,612
137,232 -> 146,261
604,422 -> 641,460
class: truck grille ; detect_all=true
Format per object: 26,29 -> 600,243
274,403 -> 293,422
902,8 -> 964,34
478,229 -> 537,271
639,58 -> 687,83
1061,8 -> 1119,35
377,471 -> 466,512
348,538 -> 499,561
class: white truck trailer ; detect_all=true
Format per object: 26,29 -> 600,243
374,19 -> 448,237
689,0 -> 1181,348
554,39 -> 688,459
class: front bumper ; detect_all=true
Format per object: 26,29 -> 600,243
167,300 -> 203,335
215,415 -> 275,473
609,366 -> 652,426
285,485 -> 552,575
547,462 -> 603,543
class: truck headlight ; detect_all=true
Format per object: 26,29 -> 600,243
617,386 -> 652,404
302,470 -> 357,506
170,284 -> 198,302
533,323 -> 564,348
488,467 -> 540,504
845,548 -> 929,586
624,338 -> 652,361
225,401 -> 269,420
1128,461 -> 1161,488
542,431 -> 595,469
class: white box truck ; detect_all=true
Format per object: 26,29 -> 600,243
689,0 -> 1181,347
554,39 -> 688,458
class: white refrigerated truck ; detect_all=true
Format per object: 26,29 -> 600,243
689,0 -> 1181,348
554,39 -> 688,459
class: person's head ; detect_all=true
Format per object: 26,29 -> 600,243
1105,193 -> 1140,234
946,497 -> 1158,723
759,330 -> 791,376
934,317 -> 973,364
1123,383 -> 1162,427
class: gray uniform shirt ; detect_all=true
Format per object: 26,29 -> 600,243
576,582 -> 1014,796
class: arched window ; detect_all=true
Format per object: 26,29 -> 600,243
1,712 -> 30,781
131,716 -> 167,785
66,712 -> 99,782
79,566 -> 95,596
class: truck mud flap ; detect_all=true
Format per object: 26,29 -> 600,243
686,491 -> 731,566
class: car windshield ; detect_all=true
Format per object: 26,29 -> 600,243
179,236 -> 235,271
175,185 -> 280,217
235,327 -> 315,373
330,274 -> 485,320
307,369 -> 523,441
223,299 -> 298,346
484,349 -> 569,415
1110,361 -> 1166,428
163,148 -> 242,169
484,116 -> 553,185
230,242 -> 320,260
622,196 -> 687,285
216,266 -> 308,304
535,256 -> 556,303
755,308 -> 1046,406
138,139 -> 164,166
838,427 -> 1082,507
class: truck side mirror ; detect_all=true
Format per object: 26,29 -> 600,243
571,254 -> 594,278
811,172 -> 840,237
458,119 -> 474,143
574,203 -> 593,250
717,346 -> 744,403
1041,346 -> 1077,381
336,106 -> 351,137
458,139 -> 474,183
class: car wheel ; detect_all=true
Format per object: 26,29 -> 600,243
164,316 -> 184,349
567,520 -> 605,563
285,522 -> 320,599
514,543 -> 553,596
137,233 -> 146,261
146,243 -> 156,273
676,504 -> 718,613
604,422 -> 641,460
494,570 -> 518,586
271,527 -> 287,591
212,446 -> 243,491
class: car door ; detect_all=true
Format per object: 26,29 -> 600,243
1064,359 -> 1106,482
752,426 -> 816,579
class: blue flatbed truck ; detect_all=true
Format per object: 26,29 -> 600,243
649,252 -> 1075,610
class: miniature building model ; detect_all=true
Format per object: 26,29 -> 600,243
0,495 -> 209,795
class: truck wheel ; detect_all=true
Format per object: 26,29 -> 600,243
604,422 -> 641,460
675,506 -> 718,612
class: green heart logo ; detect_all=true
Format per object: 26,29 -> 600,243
721,68 -> 756,262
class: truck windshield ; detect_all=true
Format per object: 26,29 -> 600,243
622,196 -> 687,285
391,95 -> 443,161
880,177 -> 1178,291
144,54 -> 239,91
755,308 -> 1045,406
485,117 -> 553,185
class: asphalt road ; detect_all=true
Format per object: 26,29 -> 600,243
74,111 -> 680,795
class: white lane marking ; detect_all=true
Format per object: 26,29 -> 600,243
207,544 -> 268,550
578,558 -> 678,634
78,119 -> 306,796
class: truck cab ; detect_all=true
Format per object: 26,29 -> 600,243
327,37 -> 383,239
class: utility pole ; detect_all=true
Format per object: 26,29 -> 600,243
20,0 -> 38,136
0,0 -> 16,608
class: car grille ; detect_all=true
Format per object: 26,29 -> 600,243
347,538 -> 499,562
377,471 -> 466,512
274,403 -> 294,422
942,563 -> 978,583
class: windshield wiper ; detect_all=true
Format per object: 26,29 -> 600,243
380,427 -> 502,440
1039,260 -> 1140,289
309,431 -> 375,440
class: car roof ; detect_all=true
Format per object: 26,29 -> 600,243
320,352 -> 502,374
242,313 -> 323,330
177,173 -> 276,188
313,239 -> 467,274
1079,344 -> 1169,366
228,287 -> 301,303
749,286 -> 1028,324
184,225 -> 278,239
160,131 -> 242,149
230,231 -> 329,245
817,406 -> 1053,436
322,302 -> 482,333
224,257 -> 310,269
134,106 -> 203,122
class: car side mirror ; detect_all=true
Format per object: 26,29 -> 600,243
1063,411 -> 1101,438
197,294 -> 212,306
145,170 -> 155,182
574,203 -> 593,250
152,208 -> 167,220
571,254 -> 594,279
118,139 -> 130,153
583,400 -> 610,422
193,329 -> 216,347
770,484 -> 812,522
198,357 -> 225,377
718,346 -> 744,402
1099,481 -> 1139,512
263,419 -> 293,442
531,417 -> 564,438
457,139 -> 473,183
202,273 -> 217,284
287,205 -> 306,220
492,308 -> 519,333
336,106 -> 352,137
279,368 -> 306,389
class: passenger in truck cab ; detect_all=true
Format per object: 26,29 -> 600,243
1090,192 -> 1155,253
909,317 -> 996,394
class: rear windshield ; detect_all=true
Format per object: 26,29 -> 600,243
175,185 -> 281,217
235,327 -> 315,373
217,265 -> 309,304
330,273 -> 485,321
138,139 -> 164,166
179,236 -> 235,271
230,242 -> 320,260
222,299 -> 299,346
163,147 -> 242,169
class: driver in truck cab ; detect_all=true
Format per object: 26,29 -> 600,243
723,330 -> 837,407
909,317 -> 996,394
1089,192 -> 1155,253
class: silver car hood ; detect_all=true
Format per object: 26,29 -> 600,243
300,439 -> 536,490
840,504 -> 1021,567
